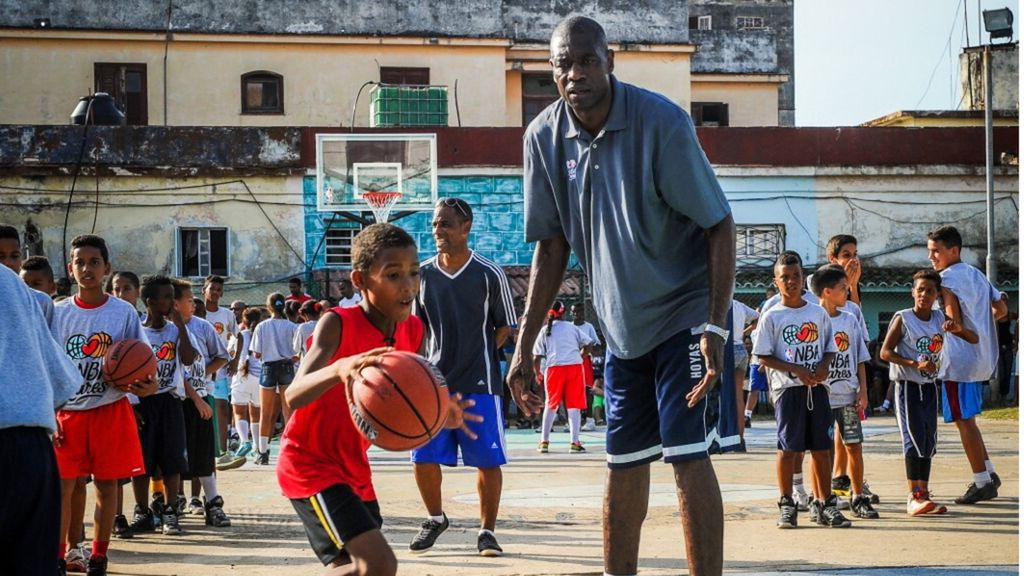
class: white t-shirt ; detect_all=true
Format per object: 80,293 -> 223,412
939,262 -> 1001,382
204,305 -> 238,380
731,300 -> 758,346
184,316 -> 229,397
765,290 -> 870,341
825,310 -> 870,407
51,296 -> 146,411
142,321 -> 187,399
574,321 -> 600,348
293,320 -> 317,357
338,293 -> 362,307
752,301 -> 838,398
533,320 -> 594,367
889,308 -> 946,384
251,318 -> 298,363
237,328 -> 262,379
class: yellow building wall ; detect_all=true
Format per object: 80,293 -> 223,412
878,116 -> 1018,127
505,70 -> 524,127
0,35 -> 509,127
690,81 -> 779,127
613,52 -> 692,109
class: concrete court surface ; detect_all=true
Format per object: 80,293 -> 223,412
84,415 -> 1018,575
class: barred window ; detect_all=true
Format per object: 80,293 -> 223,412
178,227 -> 228,278
325,227 -> 360,268
737,224 -> 785,266
736,16 -> 765,30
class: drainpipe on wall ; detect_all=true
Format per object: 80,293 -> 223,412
163,0 -> 173,125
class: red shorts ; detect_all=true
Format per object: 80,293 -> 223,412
544,364 -> 587,410
55,398 -> 145,481
582,355 -> 595,388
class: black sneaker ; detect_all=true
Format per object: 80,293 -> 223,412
992,472 -> 1002,489
831,475 -> 852,498
409,514 -> 449,552
851,495 -> 880,519
954,481 -> 998,504
174,495 -> 188,516
254,450 -> 270,466
862,480 -> 880,504
744,415 -> 752,429
204,495 -> 232,527
112,514 -> 133,539
478,531 -> 503,557
86,555 -> 108,576
808,498 -> 822,524
128,505 -> 155,533
162,507 -> 182,535
777,495 -> 798,529
818,495 -> 853,528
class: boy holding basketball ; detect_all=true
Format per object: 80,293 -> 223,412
51,234 -> 155,576
129,275 -> 197,537
752,253 -> 846,528
277,223 -> 478,576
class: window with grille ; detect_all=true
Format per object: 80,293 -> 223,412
178,228 -> 228,278
241,71 -> 284,114
736,16 -> 765,30
325,228 -> 360,268
737,224 -> 785,266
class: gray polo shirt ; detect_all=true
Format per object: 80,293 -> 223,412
524,76 -> 730,359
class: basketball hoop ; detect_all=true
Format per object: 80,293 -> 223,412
362,191 -> 403,223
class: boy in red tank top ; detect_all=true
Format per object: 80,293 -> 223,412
277,223 -> 479,575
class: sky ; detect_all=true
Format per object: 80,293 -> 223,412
795,0 -> 1020,126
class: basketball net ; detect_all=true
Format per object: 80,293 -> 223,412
361,191 -> 402,224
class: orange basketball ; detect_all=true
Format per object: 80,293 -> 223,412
347,351 -> 450,451
102,338 -> 158,387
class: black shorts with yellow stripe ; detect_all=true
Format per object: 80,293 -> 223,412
290,483 -> 383,565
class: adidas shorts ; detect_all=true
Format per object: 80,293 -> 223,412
411,393 -> 507,468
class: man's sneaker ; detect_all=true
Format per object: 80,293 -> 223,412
862,480 -> 880,504
570,441 -> 586,453
831,475 -> 851,498
818,495 -> 853,528
777,495 -> 798,528
112,514 -> 133,539
537,441 -> 549,454
204,495 -> 232,527
478,531 -> 503,557
129,505 -> 155,533
744,415 -> 752,429
409,514 -> 449,552
162,509 -> 182,535
253,450 -> 271,466
991,471 -> 1002,489
581,418 -> 597,432
86,554 -> 108,576
954,480 -> 998,504
907,490 -> 940,516
851,495 -> 879,519
234,440 -> 253,458
188,497 -> 205,516
65,546 -> 90,572
793,489 -> 811,512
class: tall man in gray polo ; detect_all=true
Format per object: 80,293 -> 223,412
507,16 -> 735,576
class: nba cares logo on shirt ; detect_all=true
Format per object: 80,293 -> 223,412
566,159 -> 578,182
66,332 -> 113,360
213,322 -> 225,334
834,332 -> 850,352
916,334 -> 943,354
782,322 -> 819,346
154,341 -> 177,361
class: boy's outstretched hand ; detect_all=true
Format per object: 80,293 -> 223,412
444,393 -> 483,439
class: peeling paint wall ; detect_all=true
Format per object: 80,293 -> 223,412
960,44 -> 1019,111
0,0 -> 690,43
690,0 -> 793,125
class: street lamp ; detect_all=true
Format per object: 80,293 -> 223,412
980,7 -> 1013,284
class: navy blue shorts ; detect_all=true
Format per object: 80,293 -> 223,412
895,381 -> 938,458
0,427 -> 61,576
411,394 -> 507,468
775,385 -> 833,453
135,392 -> 189,476
604,328 -> 712,469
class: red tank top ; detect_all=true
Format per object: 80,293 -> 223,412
276,306 -> 424,500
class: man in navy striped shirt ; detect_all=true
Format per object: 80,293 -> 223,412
410,197 -> 517,557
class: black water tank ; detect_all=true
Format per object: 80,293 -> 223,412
70,93 -> 126,125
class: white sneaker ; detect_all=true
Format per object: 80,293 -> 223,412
581,418 -> 596,432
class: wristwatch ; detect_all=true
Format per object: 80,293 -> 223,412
703,323 -> 729,341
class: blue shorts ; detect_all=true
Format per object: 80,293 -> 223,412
895,381 -> 938,458
748,362 -> 768,391
775,385 -> 833,453
604,328 -> 712,469
411,393 -> 507,468
941,381 -> 983,423
212,377 -> 231,400
260,359 -> 296,389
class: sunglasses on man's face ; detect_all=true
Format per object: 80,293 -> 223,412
437,197 -> 469,218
